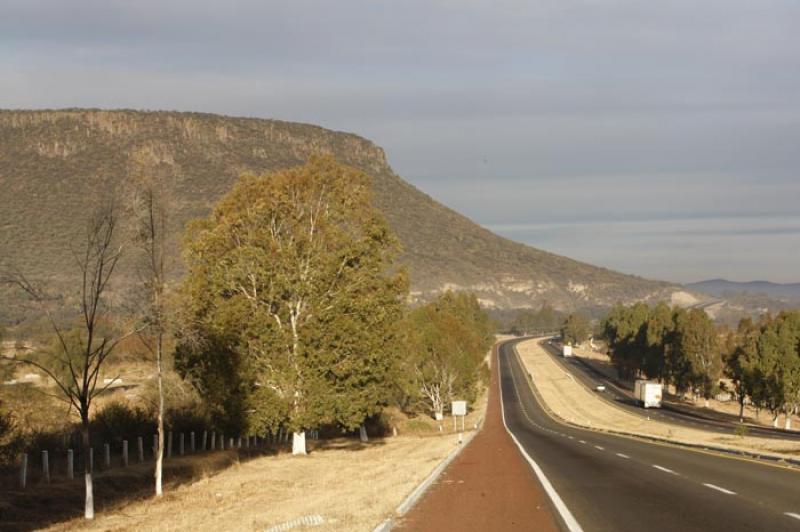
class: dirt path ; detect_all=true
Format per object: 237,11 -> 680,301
395,343 -> 557,532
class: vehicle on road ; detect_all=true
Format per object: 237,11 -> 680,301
562,344 -> 573,357
595,384 -> 606,392
634,380 -> 662,408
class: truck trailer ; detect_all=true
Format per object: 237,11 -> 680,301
634,380 -> 662,408
562,344 -> 573,357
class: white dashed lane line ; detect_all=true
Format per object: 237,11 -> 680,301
703,483 -> 737,495
785,512 -> 800,521
579,440 -> 586,444
594,446 -> 604,451
652,465 -> 678,475
616,453 -> 630,459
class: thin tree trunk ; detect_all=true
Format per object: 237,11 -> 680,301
81,417 -> 94,519
155,333 -> 165,496
738,396 -> 745,422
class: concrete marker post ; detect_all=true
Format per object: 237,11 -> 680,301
237,436 -> 242,449
210,431 -> 216,451
202,430 -> 207,451
180,433 -> 185,456
137,436 -> 144,463
122,440 -> 129,467
20,453 -> 27,489
190,431 -> 196,453
42,450 -> 50,483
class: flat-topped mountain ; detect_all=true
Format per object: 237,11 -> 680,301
0,109 -> 690,322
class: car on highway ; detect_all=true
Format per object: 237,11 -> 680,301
595,384 -> 606,392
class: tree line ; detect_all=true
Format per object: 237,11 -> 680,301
1,156 -> 493,519
602,302 -> 800,428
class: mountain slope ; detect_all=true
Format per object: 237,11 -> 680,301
685,279 -> 800,302
0,109 -> 686,321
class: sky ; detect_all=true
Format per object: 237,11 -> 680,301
2,0 -> 799,283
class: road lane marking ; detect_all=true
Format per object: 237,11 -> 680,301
785,512 -> 800,521
616,453 -> 630,459
594,446 -> 604,451
579,440 -> 586,444
652,465 -> 678,475
703,483 -> 736,495
500,344 -> 584,532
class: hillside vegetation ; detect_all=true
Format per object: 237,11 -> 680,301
0,109 -> 684,323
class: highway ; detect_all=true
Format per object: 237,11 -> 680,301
498,338 -> 800,532
542,341 -> 800,442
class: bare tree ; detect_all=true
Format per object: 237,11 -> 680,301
130,180 -> 170,497
1,204 -> 136,519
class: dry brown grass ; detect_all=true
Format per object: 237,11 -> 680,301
517,339 -> 800,459
36,379 -> 489,532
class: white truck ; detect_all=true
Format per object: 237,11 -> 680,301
634,380 -> 662,408
562,344 -> 573,357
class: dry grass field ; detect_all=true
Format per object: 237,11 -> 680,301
30,381 -> 488,532
517,338 -> 800,459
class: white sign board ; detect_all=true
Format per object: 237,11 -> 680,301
452,400 -> 467,416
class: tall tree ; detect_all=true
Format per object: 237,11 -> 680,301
1,204 -> 134,519
404,292 -> 493,418
130,178 -> 171,496
673,308 -> 722,405
561,313 -> 591,346
177,156 -> 407,454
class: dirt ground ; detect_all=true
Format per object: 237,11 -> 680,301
395,343 -> 557,532
517,339 -> 800,459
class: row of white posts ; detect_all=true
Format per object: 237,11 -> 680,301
17,427 -> 321,489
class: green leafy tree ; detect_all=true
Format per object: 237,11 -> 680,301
643,302 -> 674,381
602,303 -> 650,379
176,157 -> 407,454
673,308 -> 722,404
403,292 -> 493,418
561,313 -> 591,346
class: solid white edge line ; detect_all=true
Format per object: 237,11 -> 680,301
702,483 -> 736,495
499,343 -> 584,532
785,512 -> 800,520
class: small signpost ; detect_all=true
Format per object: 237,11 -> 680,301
452,400 -> 467,433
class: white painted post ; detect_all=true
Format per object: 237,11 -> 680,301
202,430 -> 207,451
137,437 -> 144,463
67,449 -> 74,479
359,425 -> 368,443
392,426 -> 398,437
179,433 -> 185,456
210,431 -> 216,451
220,434 -> 225,451
104,443 -> 110,468
229,437 -> 234,449
122,440 -> 129,467
237,436 -> 242,449
190,431 -> 196,453
42,450 -> 50,483
167,431 -> 173,459
20,453 -> 27,489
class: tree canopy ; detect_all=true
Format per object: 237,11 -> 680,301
176,157 -> 408,451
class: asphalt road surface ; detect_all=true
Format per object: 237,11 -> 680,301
542,341 -> 800,442
499,338 -> 800,532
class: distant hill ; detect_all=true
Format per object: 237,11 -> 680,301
0,109 -> 690,324
685,279 -> 800,302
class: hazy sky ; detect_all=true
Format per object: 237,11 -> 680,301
2,0 -> 798,283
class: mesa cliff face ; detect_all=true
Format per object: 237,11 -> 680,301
0,109 -> 686,321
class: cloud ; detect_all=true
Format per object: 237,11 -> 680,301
1,0 -> 799,281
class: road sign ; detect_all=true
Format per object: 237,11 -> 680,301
452,400 -> 467,416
